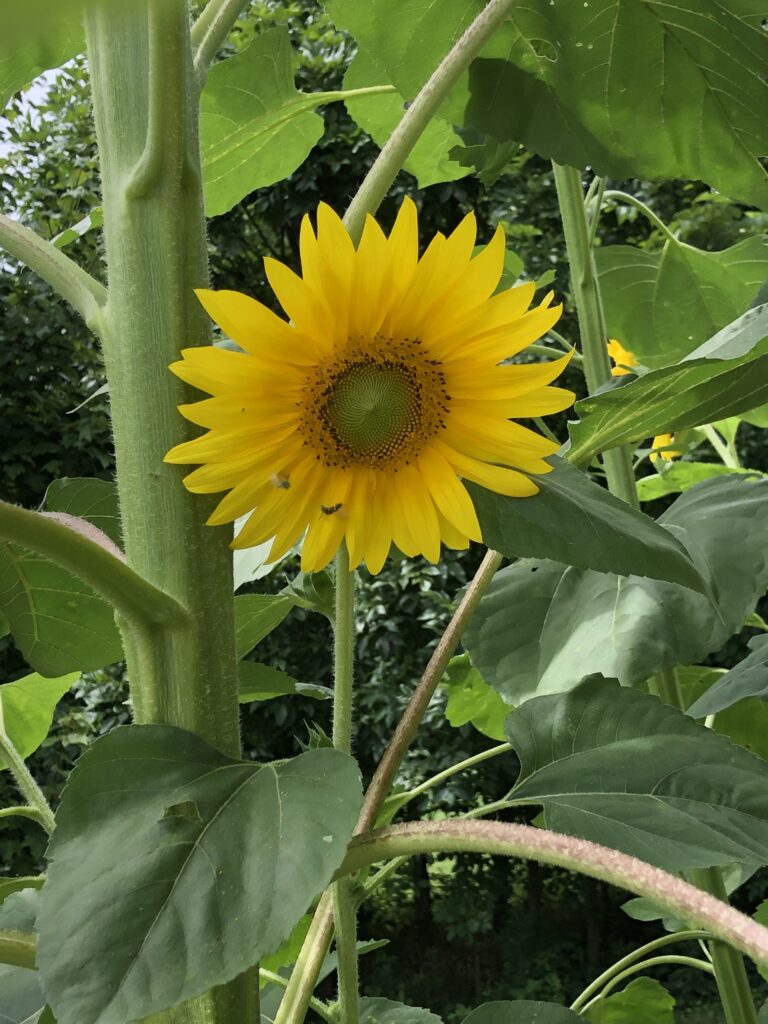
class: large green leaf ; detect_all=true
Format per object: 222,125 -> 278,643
359,999 -> 444,1024
471,457 -> 706,591
462,3 -> 768,208
568,323 -> 768,466
0,2 -> 82,110
0,540 -> 123,676
441,655 -> 511,742
343,48 -> 467,188
0,964 -> 45,1024
465,476 -> 768,701
234,594 -> 294,658
201,28 -> 329,217
585,978 -> 674,1024
506,677 -> 768,872
462,1003 -> 581,1024
37,726 -> 362,1024
41,478 -> 121,546
0,671 -> 79,770
688,637 -> 768,717
597,241 -> 768,368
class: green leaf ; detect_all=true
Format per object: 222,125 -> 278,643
37,726 -> 362,1024
359,998 -> 444,1024
343,48 -> 467,188
260,913 -> 312,982
441,655 -> 511,741
568,349 -> 768,467
597,243 -> 768,368
636,462 -> 760,502
462,1002 -> 581,1023
234,594 -> 294,658
688,637 -> 768,718
585,977 -> 674,1024
41,477 -> 120,545
0,964 -> 45,1024
470,457 -> 706,592
466,476 -> 768,701
0,878 -> 44,907
506,676 -> 768,872
51,207 -> 104,250
0,4 -> 82,111
201,28 -> 327,217
0,671 -> 79,769
238,662 -> 332,702
0,889 -> 39,934
463,3 -> 768,208
0,539 -> 123,675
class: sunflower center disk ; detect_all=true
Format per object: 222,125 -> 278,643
300,340 -> 450,470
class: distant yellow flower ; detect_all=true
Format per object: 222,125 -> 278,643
607,339 -> 638,377
165,199 -> 573,573
650,433 -> 683,464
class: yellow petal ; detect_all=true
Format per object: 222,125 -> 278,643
436,443 -> 540,497
418,447 -> 482,541
194,288 -> 308,362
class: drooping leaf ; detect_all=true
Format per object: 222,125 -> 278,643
201,29 -> 329,217
470,457 -> 706,592
0,672 -> 80,769
636,462 -> 760,502
343,48 -> 467,188
688,636 -> 768,718
466,476 -> 768,701
234,594 -> 294,658
37,726 -> 362,1024
0,540 -> 123,675
596,244 -> 768,368
441,655 -> 511,742
461,1002 -> 581,1024
585,977 -> 674,1024
462,3 -> 768,208
505,677 -> 768,872
359,998 -> 444,1024
238,662 -> 332,702
41,478 -> 120,546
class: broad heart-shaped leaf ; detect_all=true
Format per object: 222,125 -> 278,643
343,48 -> 467,188
688,636 -> 768,717
462,3 -> 768,209
462,1002 -> 581,1024
585,977 -> 674,1024
41,477 -> 120,546
568,352 -> 768,467
470,457 -> 706,592
238,661 -> 332,702
0,540 -> 123,676
201,28 -> 327,217
36,726 -> 362,1024
359,998 -> 444,1024
636,461 -> 761,501
0,671 -> 79,769
597,242 -> 768,368
465,476 -> 768,701
0,964 -> 45,1024
506,677 -> 768,872
234,594 -> 294,658
441,655 -> 511,742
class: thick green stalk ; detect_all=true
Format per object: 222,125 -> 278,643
85,3 -> 254,1021
551,162 -> 638,508
332,544 -> 360,1024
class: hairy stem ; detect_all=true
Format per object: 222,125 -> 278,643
191,0 -> 251,82
601,189 -> 678,245
579,955 -> 715,1014
0,212 -> 106,332
343,0 -> 521,242
0,729 -> 56,834
552,162 -> 639,508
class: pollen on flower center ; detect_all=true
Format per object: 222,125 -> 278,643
299,336 -> 450,469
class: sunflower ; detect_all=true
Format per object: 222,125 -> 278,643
165,199 -> 573,573
607,338 -> 638,376
650,433 -> 683,464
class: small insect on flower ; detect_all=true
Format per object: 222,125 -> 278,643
165,199 -> 574,573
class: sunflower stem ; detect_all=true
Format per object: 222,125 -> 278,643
343,0 -> 521,240
551,162 -> 639,509
0,725 -> 56,836
332,543 -> 360,1024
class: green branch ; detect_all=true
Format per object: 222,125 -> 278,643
191,0 -> 252,83
601,189 -> 678,245
0,213 -> 106,332
578,956 -> 714,1015
0,729 -> 55,835
0,805 -> 50,828
343,0 -> 521,242
259,969 -> 336,1024
0,929 -> 36,970
0,500 -> 189,631
339,820 -> 768,972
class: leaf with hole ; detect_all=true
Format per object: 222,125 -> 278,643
36,725 -> 362,1024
